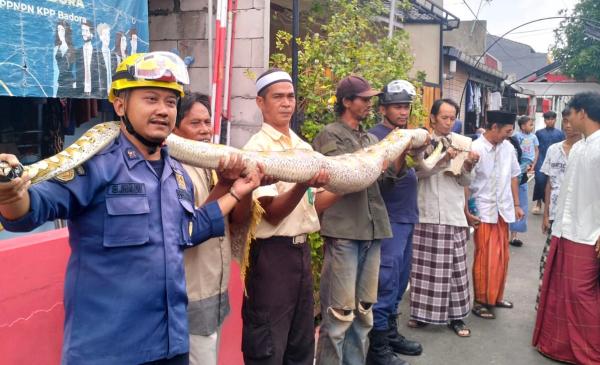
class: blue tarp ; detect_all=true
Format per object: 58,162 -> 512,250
0,0 -> 149,98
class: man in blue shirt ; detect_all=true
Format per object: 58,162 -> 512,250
0,52 -> 261,365
367,80 -> 422,365
533,111 -> 565,214
452,118 -> 463,134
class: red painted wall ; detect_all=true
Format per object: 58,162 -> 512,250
0,229 -> 244,365
0,229 -> 69,365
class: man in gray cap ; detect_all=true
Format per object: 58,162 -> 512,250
312,75 -> 393,365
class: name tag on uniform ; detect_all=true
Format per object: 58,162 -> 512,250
108,183 -> 145,195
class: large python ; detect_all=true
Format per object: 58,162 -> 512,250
0,121 -> 446,194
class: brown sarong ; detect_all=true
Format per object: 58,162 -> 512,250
472,217 -> 509,305
533,236 -> 600,365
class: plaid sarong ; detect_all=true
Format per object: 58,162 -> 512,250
409,223 -> 470,324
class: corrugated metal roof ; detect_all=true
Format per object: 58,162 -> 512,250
514,82 -> 600,96
392,0 -> 460,30
443,46 -> 505,79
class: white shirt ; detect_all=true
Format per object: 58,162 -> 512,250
540,141 -> 568,221
469,135 -> 521,224
552,130 -> 600,245
102,47 -> 112,91
83,42 -> 92,93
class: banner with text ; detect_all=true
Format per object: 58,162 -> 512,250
0,0 -> 149,98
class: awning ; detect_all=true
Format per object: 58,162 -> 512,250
392,0 -> 460,30
513,82 -> 600,96
443,46 -> 505,80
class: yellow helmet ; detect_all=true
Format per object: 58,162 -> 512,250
109,51 -> 189,102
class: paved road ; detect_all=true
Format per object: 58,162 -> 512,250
395,188 -> 556,365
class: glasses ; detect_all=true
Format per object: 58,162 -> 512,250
130,51 -> 190,85
357,96 -> 373,102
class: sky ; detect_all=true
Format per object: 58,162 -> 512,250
442,0 -> 581,53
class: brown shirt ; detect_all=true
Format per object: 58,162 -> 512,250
312,121 -> 392,240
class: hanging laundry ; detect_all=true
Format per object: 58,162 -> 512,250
489,92 -> 502,110
466,81 -> 474,112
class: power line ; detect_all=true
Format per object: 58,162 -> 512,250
511,27 -> 557,35
461,0 -> 478,18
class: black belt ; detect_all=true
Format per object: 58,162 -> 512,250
255,234 -> 308,245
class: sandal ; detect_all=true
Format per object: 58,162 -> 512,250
495,300 -> 514,308
448,320 -> 471,337
472,304 -> 495,319
407,319 -> 428,328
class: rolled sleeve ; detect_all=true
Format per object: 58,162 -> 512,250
253,184 -> 278,199
511,153 -> 521,178
191,201 -> 225,244
540,153 -> 551,176
457,166 -> 474,187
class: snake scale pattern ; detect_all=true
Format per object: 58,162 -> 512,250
0,122 -> 444,194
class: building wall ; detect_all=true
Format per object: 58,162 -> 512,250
442,60 -> 468,119
444,20 -> 487,57
405,23 -> 440,85
148,0 -> 269,147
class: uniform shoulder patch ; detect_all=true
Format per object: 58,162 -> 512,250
55,169 -> 75,183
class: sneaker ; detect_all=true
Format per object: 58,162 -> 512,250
531,206 -> 542,215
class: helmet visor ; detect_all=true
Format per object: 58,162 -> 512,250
386,80 -> 416,96
131,51 -> 190,85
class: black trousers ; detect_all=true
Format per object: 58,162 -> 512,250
140,353 -> 189,365
242,236 -> 315,365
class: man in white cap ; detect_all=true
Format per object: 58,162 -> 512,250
241,68 -> 329,365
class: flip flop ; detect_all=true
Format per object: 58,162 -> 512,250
472,304 -> 495,319
407,319 -> 428,328
495,300 -> 514,308
448,320 -> 471,337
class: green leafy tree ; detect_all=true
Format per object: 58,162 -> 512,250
552,0 -> 600,81
269,0 -> 423,308
271,0 -> 423,141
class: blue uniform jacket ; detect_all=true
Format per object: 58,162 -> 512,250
369,123 -> 419,224
0,133 -> 225,365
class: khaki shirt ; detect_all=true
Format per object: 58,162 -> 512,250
312,121 -> 392,240
243,123 -> 320,238
182,164 -> 231,335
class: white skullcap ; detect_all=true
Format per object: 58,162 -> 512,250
256,70 -> 293,95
